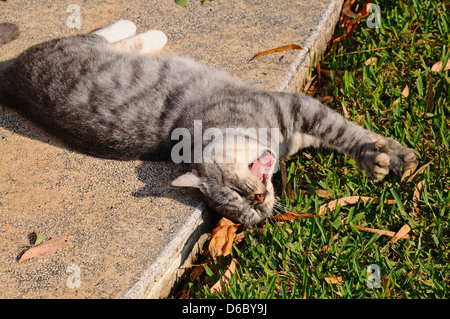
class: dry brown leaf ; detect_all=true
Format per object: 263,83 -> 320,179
233,232 -> 245,245
189,264 -> 205,283
360,1 -> 375,17
402,84 -> 410,98
406,160 -> 433,183
388,224 -> 412,245
364,57 -> 378,66
431,60 -> 450,72
18,235 -> 74,263
249,44 -> 303,62
325,276 -> 343,284
342,0 -> 369,19
401,165 -> 418,182
331,19 -> 357,50
210,258 -> 237,294
315,189 -> 335,199
319,196 -> 395,215
392,85 -> 410,107
271,211 -> 315,221
340,99 -> 350,118
413,180 -> 425,215
354,225 -> 411,240
303,74 -> 317,94
208,218 -> 239,258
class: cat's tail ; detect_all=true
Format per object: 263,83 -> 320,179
0,23 -> 19,46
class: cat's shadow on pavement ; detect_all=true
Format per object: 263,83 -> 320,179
0,105 -> 204,208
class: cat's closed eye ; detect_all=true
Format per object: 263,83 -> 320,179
231,187 -> 266,205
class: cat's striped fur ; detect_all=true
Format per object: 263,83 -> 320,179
0,21 -> 417,227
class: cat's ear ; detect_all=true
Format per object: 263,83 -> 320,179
171,170 -> 203,189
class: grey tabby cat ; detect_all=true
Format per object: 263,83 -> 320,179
0,21 -> 417,227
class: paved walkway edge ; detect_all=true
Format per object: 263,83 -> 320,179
275,0 -> 344,92
123,0 -> 344,299
123,202 -> 213,299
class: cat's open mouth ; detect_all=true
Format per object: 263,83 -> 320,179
250,150 -> 275,187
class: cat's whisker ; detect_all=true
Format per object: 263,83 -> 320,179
273,201 -> 303,215
272,207 -> 285,215
273,202 -> 297,215
274,201 -> 292,211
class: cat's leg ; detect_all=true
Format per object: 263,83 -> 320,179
91,20 -> 137,43
290,94 -> 418,181
112,30 -> 168,54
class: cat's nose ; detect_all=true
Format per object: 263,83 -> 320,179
255,191 -> 267,203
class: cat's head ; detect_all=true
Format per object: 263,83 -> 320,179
172,150 -> 276,227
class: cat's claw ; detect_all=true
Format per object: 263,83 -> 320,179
357,136 -> 418,181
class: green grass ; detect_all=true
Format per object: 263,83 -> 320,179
187,0 -> 449,299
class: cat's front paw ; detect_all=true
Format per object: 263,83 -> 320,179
356,136 -> 417,181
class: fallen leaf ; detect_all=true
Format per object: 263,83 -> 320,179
233,232 -> 246,245
189,264 -> 205,282
319,196 -> 395,215
360,1 -> 375,17
315,189 -> 335,199
332,19 -> 357,46
303,74 -> 317,94
402,85 -> 410,98
354,225 -> 411,240
388,224 -> 412,245
210,258 -> 237,294
392,85 -> 410,107
342,0 -> 368,19
430,60 -> 450,72
340,99 -> 350,118
364,57 -> 378,66
271,211 -> 315,221
406,159 -> 433,183
18,235 -> 74,263
401,165 -> 418,182
302,152 -> 313,160
208,218 -> 239,258
325,276 -> 343,284
249,44 -> 303,62
413,180 -> 425,214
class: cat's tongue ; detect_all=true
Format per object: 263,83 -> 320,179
250,151 -> 275,185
